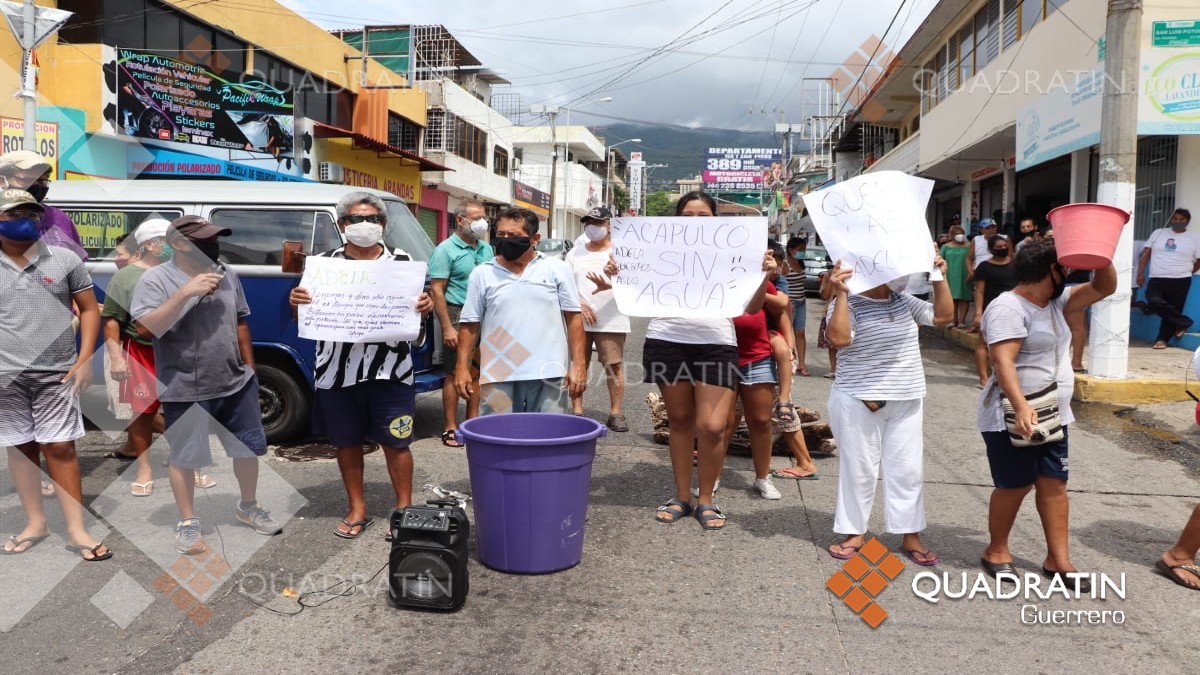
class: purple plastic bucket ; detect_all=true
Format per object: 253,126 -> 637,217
457,413 -> 607,574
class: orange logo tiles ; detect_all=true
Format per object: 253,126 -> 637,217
825,537 -> 905,628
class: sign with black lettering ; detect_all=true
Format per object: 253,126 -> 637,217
802,171 -> 939,294
608,217 -> 767,318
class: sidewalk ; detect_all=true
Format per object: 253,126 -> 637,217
924,324 -> 1197,405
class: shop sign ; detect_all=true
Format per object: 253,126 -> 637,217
1139,49 -> 1200,134
1,117 -> 58,176
513,181 -> 550,215
129,146 -> 305,182
1152,20 -> 1200,48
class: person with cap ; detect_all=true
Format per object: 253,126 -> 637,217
100,218 -> 178,496
132,215 -> 281,555
0,150 -> 86,260
566,206 -> 630,430
968,218 -> 1006,331
1136,208 -> 1198,349
455,207 -> 587,415
428,200 -> 493,447
289,192 -> 434,540
0,189 -> 111,560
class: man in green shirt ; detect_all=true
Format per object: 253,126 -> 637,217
100,219 -> 173,495
429,200 -> 493,446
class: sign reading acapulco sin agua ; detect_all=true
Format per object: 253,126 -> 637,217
113,48 -> 295,154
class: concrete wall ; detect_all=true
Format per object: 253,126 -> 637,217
919,0 -> 1106,169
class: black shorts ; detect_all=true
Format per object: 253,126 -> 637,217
642,338 -> 739,389
314,379 -> 417,449
982,426 -> 1069,488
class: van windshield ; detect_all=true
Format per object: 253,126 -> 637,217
384,200 -> 434,262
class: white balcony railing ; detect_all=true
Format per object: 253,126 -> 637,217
864,131 -> 920,175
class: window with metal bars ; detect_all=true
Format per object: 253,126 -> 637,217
426,109 -> 448,151
388,114 -> 422,153
493,147 -> 510,177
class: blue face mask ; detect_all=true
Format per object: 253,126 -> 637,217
0,217 -> 40,242
793,251 -> 804,260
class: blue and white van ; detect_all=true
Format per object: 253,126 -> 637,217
51,180 -> 444,442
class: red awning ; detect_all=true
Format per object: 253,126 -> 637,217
311,122 -> 452,172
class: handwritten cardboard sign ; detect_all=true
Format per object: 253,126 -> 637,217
608,216 -> 767,318
297,256 -> 427,343
802,171 -> 939,294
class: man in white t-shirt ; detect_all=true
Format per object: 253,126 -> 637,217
969,218 -> 1004,278
1136,208 -> 1198,349
567,207 -> 631,431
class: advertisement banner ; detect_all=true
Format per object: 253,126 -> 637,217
1139,49 -> 1200,135
129,146 -> 305,182
113,48 -> 295,155
1,117 -> 58,176
1015,67 -> 1103,172
513,181 -> 551,215
702,147 -> 783,192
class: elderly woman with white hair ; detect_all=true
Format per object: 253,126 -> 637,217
290,192 -> 434,539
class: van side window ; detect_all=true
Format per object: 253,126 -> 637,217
62,209 -> 184,259
312,211 -> 340,255
209,209 -> 322,265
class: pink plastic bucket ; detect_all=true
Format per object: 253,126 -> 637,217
1046,203 -> 1130,270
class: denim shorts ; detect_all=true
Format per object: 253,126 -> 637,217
738,356 -> 778,386
791,299 -> 808,332
982,426 -> 1069,487
162,378 -> 268,470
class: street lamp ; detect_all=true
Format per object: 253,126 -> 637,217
604,138 -> 641,211
530,97 -> 613,237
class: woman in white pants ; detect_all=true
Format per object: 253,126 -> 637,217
825,257 -> 954,564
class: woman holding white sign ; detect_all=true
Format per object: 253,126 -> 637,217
644,192 -> 777,531
824,256 -> 954,564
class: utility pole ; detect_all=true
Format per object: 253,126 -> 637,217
1089,0 -> 1142,379
530,104 -> 560,237
20,0 -> 36,150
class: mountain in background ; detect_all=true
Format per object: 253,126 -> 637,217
594,122 -> 792,192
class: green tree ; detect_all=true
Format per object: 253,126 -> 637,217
613,185 -> 631,214
644,190 -> 675,217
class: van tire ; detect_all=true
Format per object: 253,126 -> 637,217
256,363 -> 309,443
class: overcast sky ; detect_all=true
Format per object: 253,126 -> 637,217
279,0 -> 939,132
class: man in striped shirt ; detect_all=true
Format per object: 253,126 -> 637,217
290,192 -> 434,539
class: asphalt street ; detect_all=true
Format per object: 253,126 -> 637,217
1,309 -> 1198,674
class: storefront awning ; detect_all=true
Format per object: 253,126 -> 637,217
311,122 -> 452,172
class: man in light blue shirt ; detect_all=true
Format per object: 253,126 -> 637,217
456,207 -> 586,414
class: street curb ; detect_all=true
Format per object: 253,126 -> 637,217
921,325 -> 1192,405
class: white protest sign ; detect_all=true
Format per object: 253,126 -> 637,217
609,216 -> 767,318
802,171 -> 938,294
297,256 -> 427,343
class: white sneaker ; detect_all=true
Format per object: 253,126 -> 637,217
691,479 -> 720,499
755,478 -> 782,500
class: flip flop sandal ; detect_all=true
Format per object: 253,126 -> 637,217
334,517 -> 375,539
1,533 -> 50,555
828,542 -> 862,560
40,481 -> 56,497
66,542 -> 113,562
770,467 -> 819,480
655,498 -> 692,524
103,451 -> 139,461
194,474 -> 216,489
899,547 -> 939,566
694,504 -> 726,531
441,430 -> 465,447
131,480 -> 154,497
772,402 -> 797,423
1155,559 -> 1200,591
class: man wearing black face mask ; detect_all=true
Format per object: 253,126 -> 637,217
972,235 -> 1018,387
0,150 -> 86,260
132,215 -> 281,555
455,207 -> 587,414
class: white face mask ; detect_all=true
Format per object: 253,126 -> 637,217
344,222 -> 383,247
886,278 -> 906,292
467,218 -> 489,237
584,224 -> 609,242
953,234 -> 966,243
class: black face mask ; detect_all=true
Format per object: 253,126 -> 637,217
26,183 -> 48,202
991,248 -> 1009,257
493,236 -> 532,261
1049,268 -> 1066,300
193,239 -> 221,264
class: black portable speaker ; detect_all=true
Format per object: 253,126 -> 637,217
388,499 -> 470,612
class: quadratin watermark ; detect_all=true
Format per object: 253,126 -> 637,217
911,571 -> 1128,626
